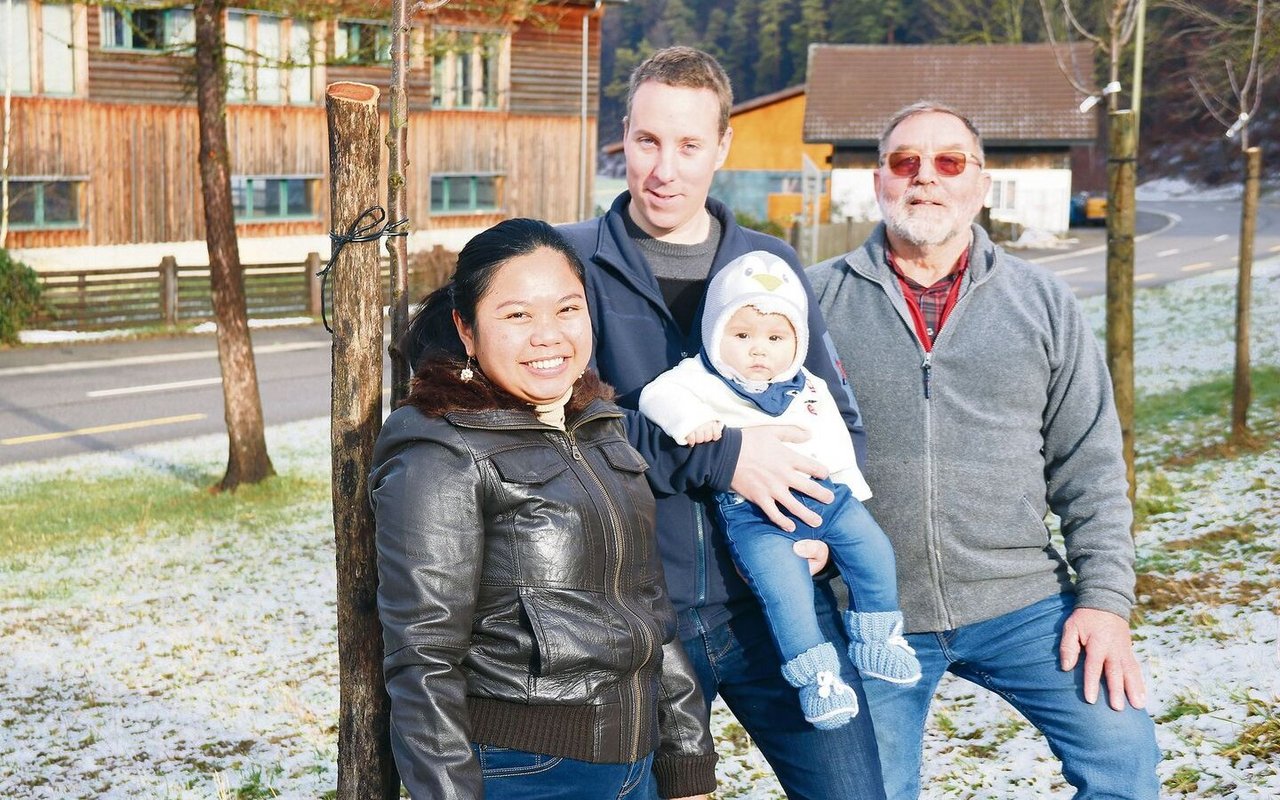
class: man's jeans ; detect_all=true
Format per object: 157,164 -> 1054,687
472,745 -> 654,800
863,593 -> 1161,800
681,582 -> 887,800
717,479 -> 900,660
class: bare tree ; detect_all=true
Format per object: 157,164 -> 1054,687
1038,0 -> 1144,522
1167,0 -> 1277,447
194,0 -> 275,491
1038,0 -> 1142,109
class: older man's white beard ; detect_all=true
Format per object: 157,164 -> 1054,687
884,204 -> 966,247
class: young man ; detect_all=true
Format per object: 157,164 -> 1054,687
559,47 -> 885,798
807,102 -> 1161,799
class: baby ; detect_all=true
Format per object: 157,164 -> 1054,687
639,250 -> 919,730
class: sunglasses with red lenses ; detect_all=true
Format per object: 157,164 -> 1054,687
884,150 -> 982,178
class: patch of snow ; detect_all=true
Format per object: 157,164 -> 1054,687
1007,228 -> 1076,250
2,264 -> 1279,798
1137,178 -> 1244,202
189,317 -> 317,334
19,328 -> 138,344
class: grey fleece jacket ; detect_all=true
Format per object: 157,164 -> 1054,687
808,223 -> 1135,633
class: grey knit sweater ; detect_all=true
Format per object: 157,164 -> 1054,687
808,224 -> 1135,633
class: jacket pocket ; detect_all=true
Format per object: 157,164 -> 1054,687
490,446 -> 570,485
517,587 -> 636,690
597,440 -> 649,474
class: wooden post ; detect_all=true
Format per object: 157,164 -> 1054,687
305,251 -> 323,317
1231,146 -> 1261,445
385,0 -> 412,406
326,81 -> 399,800
159,256 -> 179,326
1105,110 -> 1137,525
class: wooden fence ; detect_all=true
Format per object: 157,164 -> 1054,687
34,247 -> 456,330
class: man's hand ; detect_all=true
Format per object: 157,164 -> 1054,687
792,539 -> 830,576
730,426 -> 832,532
684,420 -> 724,444
1059,607 -> 1147,711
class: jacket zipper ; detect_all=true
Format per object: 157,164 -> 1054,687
564,426 -> 651,762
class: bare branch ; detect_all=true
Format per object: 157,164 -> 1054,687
1190,74 -> 1235,127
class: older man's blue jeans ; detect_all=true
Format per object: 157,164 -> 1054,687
680,582 -> 887,800
862,593 -> 1160,800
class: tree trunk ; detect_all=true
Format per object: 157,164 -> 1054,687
1105,109 -> 1136,530
193,0 -> 274,491
1230,146 -> 1260,445
327,81 -> 399,800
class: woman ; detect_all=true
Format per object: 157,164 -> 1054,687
370,218 -> 717,800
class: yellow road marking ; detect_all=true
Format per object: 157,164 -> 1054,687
1,413 -> 207,446
1180,261 -> 1215,272
1134,272 -> 1158,282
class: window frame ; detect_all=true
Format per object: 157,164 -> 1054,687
430,27 -> 506,111
429,172 -> 502,215
99,5 -> 194,54
229,174 -> 322,222
334,19 -> 391,66
4,177 -> 86,230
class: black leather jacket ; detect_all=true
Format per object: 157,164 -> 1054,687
370,366 -> 716,800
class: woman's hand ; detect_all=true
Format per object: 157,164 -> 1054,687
684,420 -> 724,444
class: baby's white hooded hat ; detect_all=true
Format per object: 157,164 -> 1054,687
701,250 -> 809,393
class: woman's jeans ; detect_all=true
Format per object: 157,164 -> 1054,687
862,593 -> 1161,800
472,746 -> 655,800
717,478 -> 900,660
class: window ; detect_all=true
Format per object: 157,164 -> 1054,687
230,176 -> 318,220
41,3 -> 75,94
990,179 -> 1017,212
430,174 -> 500,214
431,29 -> 504,110
225,13 -> 312,105
334,21 -> 390,65
287,20 -> 313,104
0,0 -> 32,92
5,179 -> 81,228
101,6 -> 193,52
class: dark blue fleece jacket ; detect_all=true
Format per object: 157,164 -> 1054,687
560,193 -> 867,638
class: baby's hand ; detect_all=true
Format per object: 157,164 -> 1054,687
684,421 -> 724,445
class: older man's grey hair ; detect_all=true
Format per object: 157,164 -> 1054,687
877,101 -> 985,163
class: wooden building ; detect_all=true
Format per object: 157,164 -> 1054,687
1,0 -> 607,267
713,85 -> 832,227
601,85 -> 834,229
804,42 -> 1097,235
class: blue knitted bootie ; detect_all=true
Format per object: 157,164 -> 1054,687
845,610 -> 922,685
780,642 -> 859,730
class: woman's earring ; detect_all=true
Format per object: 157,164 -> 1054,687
460,356 -> 475,382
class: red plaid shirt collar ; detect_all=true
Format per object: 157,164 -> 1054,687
886,249 -> 970,351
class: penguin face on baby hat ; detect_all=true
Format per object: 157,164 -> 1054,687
701,250 -> 809,389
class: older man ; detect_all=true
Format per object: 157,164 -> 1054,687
807,102 -> 1160,798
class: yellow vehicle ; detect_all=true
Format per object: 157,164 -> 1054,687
1071,192 -> 1108,226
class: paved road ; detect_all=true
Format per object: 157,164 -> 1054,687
3,198 -> 1278,466
1023,198 -> 1280,296
0,325 -> 391,466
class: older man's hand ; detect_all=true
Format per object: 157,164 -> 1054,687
729,426 -> 833,532
1059,607 -> 1147,711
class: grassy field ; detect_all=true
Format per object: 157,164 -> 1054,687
1,264 -> 1278,798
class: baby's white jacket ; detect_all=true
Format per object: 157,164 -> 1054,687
639,356 -> 873,501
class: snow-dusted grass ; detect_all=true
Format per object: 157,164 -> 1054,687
1,262 -> 1278,798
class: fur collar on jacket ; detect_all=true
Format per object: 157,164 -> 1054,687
404,355 -> 615,419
